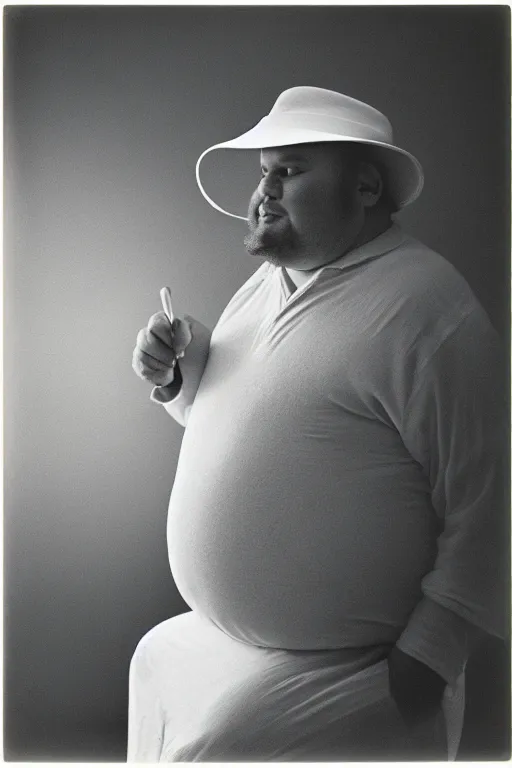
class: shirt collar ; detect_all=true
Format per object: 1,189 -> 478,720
320,222 -> 407,273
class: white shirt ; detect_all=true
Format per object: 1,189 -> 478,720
152,223 -> 506,685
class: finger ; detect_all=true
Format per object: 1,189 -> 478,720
147,312 -> 174,344
145,327 -> 178,365
134,348 -> 175,372
132,357 -> 175,386
137,327 -> 176,367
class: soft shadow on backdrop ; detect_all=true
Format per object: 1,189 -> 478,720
4,5 -> 510,761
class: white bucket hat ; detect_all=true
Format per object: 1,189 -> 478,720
196,86 -> 424,221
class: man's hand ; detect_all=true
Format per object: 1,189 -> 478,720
388,646 -> 446,730
132,312 -> 192,388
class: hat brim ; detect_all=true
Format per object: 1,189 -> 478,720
196,123 -> 424,221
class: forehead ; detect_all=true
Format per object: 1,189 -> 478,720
259,143 -> 346,165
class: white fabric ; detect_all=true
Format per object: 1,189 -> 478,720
129,611 -> 459,762
166,225 -> 505,654
135,224 -> 505,761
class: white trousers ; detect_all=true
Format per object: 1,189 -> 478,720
128,611 -> 464,762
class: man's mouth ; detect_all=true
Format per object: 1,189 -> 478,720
260,214 -> 279,223
258,205 -> 284,222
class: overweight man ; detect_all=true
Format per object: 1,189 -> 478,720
129,87 -> 506,761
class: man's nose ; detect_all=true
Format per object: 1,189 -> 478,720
258,172 -> 282,199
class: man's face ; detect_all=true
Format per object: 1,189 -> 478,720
243,143 -> 364,270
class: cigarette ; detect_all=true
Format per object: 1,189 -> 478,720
160,286 -> 185,362
160,286 -> 174,327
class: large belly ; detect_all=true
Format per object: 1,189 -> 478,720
167,344 -> 438,650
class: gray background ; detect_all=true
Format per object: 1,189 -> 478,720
4,5 -> 510,761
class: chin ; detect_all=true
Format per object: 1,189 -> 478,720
244,223 -> 298,264
244,238 -> 291,266
244,243 -> 284,266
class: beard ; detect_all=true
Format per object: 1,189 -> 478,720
243,195 -> 301,266
243,219 -> 300,265
243,182 -> 362,268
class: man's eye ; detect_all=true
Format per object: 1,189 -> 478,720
259,167 -> 301,179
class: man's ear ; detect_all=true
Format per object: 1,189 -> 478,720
356,162 -> 383,208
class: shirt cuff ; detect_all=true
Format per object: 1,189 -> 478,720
395,597 -> 485,686
150,362 -> 183,403
149,362 -> 196,427
150,381 -> 182,405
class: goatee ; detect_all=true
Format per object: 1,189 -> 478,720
244,220 -> 298,266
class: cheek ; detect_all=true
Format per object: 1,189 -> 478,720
284,187 -> 322,227
287,174 -> 345,208
287,188 -> 343,231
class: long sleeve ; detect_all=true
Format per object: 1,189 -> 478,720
396,596 -> 484,685
150,316 -> 211,427
396,307 -> 508,683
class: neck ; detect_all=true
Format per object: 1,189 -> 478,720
285,213 -> 394,289
347,210 -> 394,255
